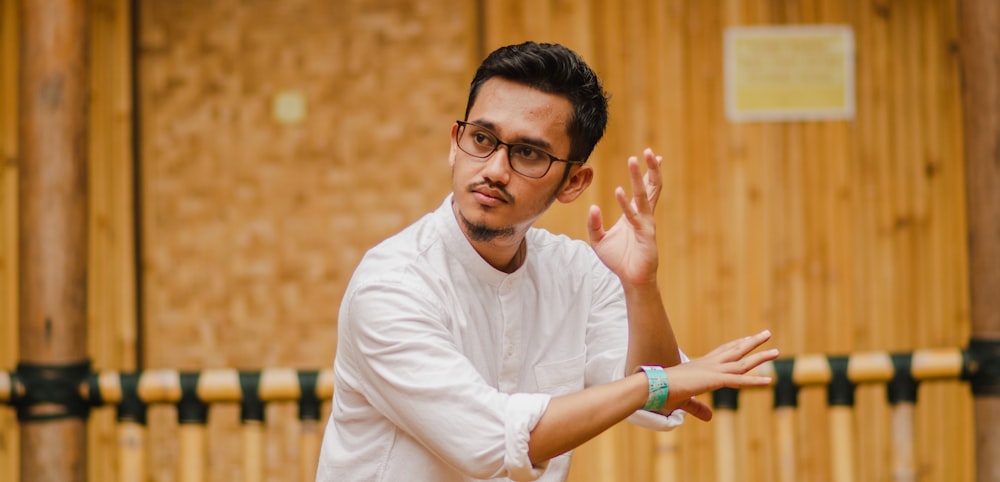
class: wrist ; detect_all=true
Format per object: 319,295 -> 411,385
635,365 -> 670,412
621,278 -> 661,296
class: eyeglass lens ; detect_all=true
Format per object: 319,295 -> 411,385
458,123 -> 554,178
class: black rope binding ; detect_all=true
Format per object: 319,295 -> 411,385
712,387 -> 740,411
965,338 -> 1000,396
826,356 -> 856,407
887,353 -> 919,405
14,360 -> 92,422
117,372 -> 148,425
298,371 -> 321,422
240,371 -> 265,423
177,372 -> 207,424
772,358 -> 799,409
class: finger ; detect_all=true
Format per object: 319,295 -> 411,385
735,348 -> 780,373
722,330 -> 773,361
722,373 -> 773,388
627,155 -> 652,215
586,204 -> 606,244
642,149 -> 663,209
614,186 -> 639,226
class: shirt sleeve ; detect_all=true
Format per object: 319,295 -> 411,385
337,278 -> 551,480
581,258 -> 688,432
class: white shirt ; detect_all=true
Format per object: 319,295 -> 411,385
316,195 -> 684,482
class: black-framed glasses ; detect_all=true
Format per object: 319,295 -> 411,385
455,120 -> 583,179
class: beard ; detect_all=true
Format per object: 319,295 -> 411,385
455,165 -> 571,242
457,210 -> 516,242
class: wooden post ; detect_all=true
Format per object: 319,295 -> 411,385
958,1 -> 1000,481
17,0 -> 89,481
711,388 -> 739,482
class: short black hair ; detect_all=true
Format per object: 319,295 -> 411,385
464,42 -> 609,163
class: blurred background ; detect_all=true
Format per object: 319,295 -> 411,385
0,0 -> 981,480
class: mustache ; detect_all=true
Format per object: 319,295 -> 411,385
467,180 -> 514,203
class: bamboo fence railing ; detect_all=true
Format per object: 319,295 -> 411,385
0,346 -> 984,482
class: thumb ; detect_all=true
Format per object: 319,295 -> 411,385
678,397 -> 713,422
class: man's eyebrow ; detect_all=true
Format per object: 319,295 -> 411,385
470,119 -> 555,151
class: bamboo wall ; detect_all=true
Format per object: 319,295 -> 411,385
0,0 -> 972,481
0,0 -> 18,479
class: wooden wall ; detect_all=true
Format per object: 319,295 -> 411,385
0,0 -> 973,481
0,0 -> 19,479
135,0 -> 477,480
489,1 -> 972,481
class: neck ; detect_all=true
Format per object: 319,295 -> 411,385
500,238 -> 527,273
453,206 -> 528,273
467,233 -> 526,273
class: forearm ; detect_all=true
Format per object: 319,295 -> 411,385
527,372 -> 648,464
622,281 -> 680,373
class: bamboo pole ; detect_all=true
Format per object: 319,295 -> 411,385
713,408 -> 738,482
652,430 -> 678,482
17,0 -> 89,481
116,421 -> 145,482
712,388 -> 739,482
828,406 -> 856,482
0,0 -> 19,479
299,419 -> 321,482
773,407 -> 796,482
890,402 -> 916,482
958,1 -> 1000,481
178,424 -> 205,482
242,421 -> 263,482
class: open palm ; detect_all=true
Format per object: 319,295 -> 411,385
587,148 -> 663,285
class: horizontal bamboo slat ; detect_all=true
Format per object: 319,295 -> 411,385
0,347 -> 967,407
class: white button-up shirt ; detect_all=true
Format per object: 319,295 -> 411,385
316,195 -> 683,482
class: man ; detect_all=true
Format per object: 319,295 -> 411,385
316,41 -> 777,482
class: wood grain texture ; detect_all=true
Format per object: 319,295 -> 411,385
0,0 -> 978,481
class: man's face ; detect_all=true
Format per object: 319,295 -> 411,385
448,77 -> 580,243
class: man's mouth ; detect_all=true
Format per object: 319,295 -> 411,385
469,183 -> 511,205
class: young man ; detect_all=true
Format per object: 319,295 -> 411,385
316,42 -> 777,482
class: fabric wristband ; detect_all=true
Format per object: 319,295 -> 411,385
637,365 -> 669,412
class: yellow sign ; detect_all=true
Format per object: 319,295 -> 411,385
725,25 -> 854,122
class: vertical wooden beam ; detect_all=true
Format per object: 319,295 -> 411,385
958,1 -> 1000,481
17,0 -> 89,481
0,1 -> 21,481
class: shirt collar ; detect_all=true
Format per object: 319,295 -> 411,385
435,193 -> 526,286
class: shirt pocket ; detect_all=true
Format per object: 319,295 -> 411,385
534,352 -> 586,396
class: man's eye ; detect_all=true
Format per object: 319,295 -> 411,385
473,132 -> 494,146
513,146 -> 542,161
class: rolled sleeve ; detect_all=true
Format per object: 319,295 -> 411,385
503,393 -> 552,481
626,406 -> 686,430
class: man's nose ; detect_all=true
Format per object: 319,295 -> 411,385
481,145 -> 512,183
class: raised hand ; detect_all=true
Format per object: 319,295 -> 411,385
655,330 -> 779,421
587,148 -> 664,286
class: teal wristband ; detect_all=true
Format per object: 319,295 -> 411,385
637,365 -> 669,412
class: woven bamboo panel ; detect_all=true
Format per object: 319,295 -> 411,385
138,0 -> 475,370
481,1 -> 970,481
137,0 -> 476,480
0,0 -> 975,481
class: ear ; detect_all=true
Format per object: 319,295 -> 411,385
555,164 -> 593,203
448,122 -> 460,169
